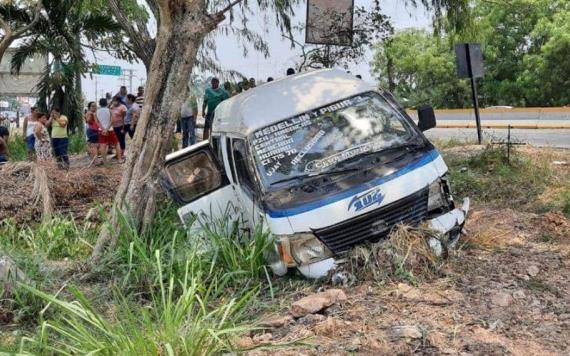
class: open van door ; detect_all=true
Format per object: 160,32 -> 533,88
162,141 -> 239,227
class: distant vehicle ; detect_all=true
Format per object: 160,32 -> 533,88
162,69 -> 470,279
485,105 -> 513,110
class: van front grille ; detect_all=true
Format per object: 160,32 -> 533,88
312,188 -> 429,254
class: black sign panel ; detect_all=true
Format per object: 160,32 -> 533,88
455,43 -> 484,79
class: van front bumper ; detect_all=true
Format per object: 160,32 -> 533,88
271,197 -> 471,279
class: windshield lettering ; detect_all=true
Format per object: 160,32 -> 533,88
250,92 -> 416,187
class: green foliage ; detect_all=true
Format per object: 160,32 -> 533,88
0,216 -> 98,259
446,145 -> 552,209
373,0 -> 570,108
372,29 -> 472,108
68,132 -> 87,155
6,131 -> 27,161
5,203 -> 273,354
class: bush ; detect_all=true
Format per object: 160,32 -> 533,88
68,132 -> 87,155
6,130 -> 27,161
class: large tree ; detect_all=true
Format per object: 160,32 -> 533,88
91,0 -> 472,261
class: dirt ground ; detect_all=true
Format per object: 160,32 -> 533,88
0,155 -> 123,224
243,209 -> 570,355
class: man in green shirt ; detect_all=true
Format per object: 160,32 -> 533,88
202,77 -> 229,140
49,108 -> 69,169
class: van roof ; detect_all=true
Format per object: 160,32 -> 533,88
212,68 -> 374,137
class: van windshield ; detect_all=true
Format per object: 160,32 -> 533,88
250,92 -> 418,187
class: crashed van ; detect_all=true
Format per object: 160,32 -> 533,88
163,69 -> 469,278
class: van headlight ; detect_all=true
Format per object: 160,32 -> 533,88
427,179 -> 447,212
278,233 -> 333,266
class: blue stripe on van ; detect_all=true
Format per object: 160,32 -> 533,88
266,149 -> 440,218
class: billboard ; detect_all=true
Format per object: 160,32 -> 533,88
0,49 -> 46,96
305,0 -> 354,46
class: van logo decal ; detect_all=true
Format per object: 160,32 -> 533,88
348,188 -> 384,212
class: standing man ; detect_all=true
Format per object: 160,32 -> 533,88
110,97 -> 127,162
49,108 -> 69,169
135,86 -> 144,107
0,126 -> 9,163
125,94 -> 140,139
97,98 -> 120,165
116,86 -> 128,105
180,95 -> 198,148
202,77 -> 229,140
22,106 -> 37,161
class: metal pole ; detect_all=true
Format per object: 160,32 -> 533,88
470,76 -> 483,144
507,124 -> 511,164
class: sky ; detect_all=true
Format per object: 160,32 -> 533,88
82,0 -> 431,102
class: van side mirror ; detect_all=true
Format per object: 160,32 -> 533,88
417,105 -> 436,132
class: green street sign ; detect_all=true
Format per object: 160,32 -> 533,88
93,64 -> 122,76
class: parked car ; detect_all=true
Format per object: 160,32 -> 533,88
162,69 -> 470,278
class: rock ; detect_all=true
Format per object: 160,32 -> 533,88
297,313 -> 326,325
488,319 -> 504,331
236,336 -> 254,349
513,290 -> 526,299
290,289 -> 347,318
527,265 -> 540,277
391,325 -> 423,339
491,292 -> 513,307
253,333 -> 273,343
258,315 -> 293,328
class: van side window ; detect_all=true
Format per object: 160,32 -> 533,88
226,137 -> 237,182
165,151 -> 224,204
232,139 -> 256,192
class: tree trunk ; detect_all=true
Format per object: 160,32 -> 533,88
91,1 -> 218,262
0,38 -> 12,65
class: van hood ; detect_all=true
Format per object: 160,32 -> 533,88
264,148 -> 448,234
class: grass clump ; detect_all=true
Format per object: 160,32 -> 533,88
7,203 -> 274,354
0,217 -> 97,260
446,145 -> 552,210
6,131 -> 27,161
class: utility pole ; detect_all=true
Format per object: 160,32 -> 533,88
121,69 -> 136,93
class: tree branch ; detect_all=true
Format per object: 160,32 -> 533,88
214,0 -> 244,18
11,1 -> 43,39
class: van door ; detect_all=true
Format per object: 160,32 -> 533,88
163,141 -> 239,226
228,137 -> 262,229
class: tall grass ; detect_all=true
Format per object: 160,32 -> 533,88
68,132 -> 87,155
0,217 -> 97,260
6,130 -> 27,161
10,203 -> 273,354
18,251 -> 257,355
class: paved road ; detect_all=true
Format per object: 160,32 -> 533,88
424,128 -> 570,149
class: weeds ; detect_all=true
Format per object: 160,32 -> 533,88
18,251 -> 257,354
6,131 -> 27,161
0,217 -> 97,260
447,145 -> 552,210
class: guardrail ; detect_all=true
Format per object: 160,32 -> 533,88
406,107 -> 570,129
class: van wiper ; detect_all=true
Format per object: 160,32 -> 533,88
270,167 -> 359,187
335,141 -> 425,169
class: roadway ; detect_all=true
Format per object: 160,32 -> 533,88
424,128 -> 570,149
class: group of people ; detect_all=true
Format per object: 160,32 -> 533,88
84,85 -> 144,165
20,107 -> 70,168
179,68 -> 302,148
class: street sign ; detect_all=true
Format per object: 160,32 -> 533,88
93,64 -> 122,76
306,0 -> 354,46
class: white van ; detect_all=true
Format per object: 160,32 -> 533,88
163,69 -> 469,278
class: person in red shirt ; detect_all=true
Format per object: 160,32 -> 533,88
85,102 -> 102,162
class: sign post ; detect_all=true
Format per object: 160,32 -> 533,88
455,43 -> 484,144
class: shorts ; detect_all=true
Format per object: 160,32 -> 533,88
86,128 -> 99,144
98,130 -> 119,145
204,112 -> 214,131
25,135 -> 35,152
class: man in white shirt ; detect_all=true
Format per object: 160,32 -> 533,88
96,98 -> 119,164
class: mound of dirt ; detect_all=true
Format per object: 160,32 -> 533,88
0,157 -> 122,225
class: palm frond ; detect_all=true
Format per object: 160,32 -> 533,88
10,37 -> 47,74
